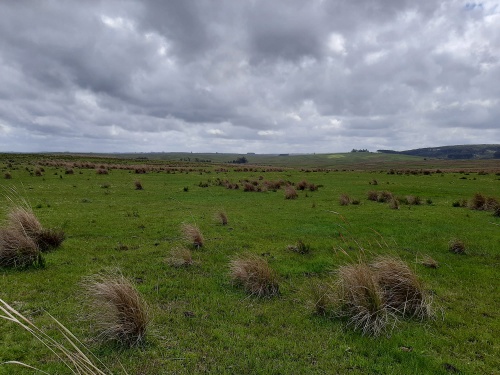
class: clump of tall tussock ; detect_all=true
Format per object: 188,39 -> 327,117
339,194 -> 352,206
134,180 -> 143,190
82,271 -> 150,347
420,255 -> 439,269
334,262 -> 390,336
229,254 -> 279,297
167,246 -> 194,267
181,223 -> 204,248
371,256 -> 432,319
0,298 -> 117,374
0,228 -> 43,268
328,256 -> 432,335
216,211 -> 228,225
309,282 -> 334,316
284,185 -> 298,200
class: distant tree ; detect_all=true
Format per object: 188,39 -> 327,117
493,151 -> 500,159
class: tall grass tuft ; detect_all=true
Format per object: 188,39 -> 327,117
82,271 -> 150,347
334,262 -> 390,336
309,282 -> 334,316
181,223 -> 204,248
229,254 -> 280,297
448,238 -> 466,254
371,256 -> 432,319
339,194 -> 352,206
284,185 -> 298,200
216,211 -> 228,226
0,228 -> 43,268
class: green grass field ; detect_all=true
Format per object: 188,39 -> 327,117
0,153 -> 499,374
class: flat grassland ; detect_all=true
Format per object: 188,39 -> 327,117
0,153 -> 499,374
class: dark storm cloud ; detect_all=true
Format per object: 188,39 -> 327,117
0,0 -> 499,153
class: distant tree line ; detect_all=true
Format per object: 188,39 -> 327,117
351,149 -> 369,153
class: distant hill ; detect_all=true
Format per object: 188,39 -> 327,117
378,144 -> 500,159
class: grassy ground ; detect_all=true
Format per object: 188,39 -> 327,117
0,154 -> 499,374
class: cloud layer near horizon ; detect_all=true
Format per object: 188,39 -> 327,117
0,1 -> 499,153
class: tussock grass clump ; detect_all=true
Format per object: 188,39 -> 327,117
181,223 -> 204,248
449,238 -> 466,254
229,255 -> 279,297
371,256 -> 432,319
377,191 -> 393,203
405,195 -> 422,205
4,172 -> 12,179
216,211 -> 228,225
468,193 -> 486,210
6,206 -> 65,252
339,194 -> 352,206
0,228 -> 43,268
167,246 -> 194,267
389,197 -> 400,210
334,262 -> 390,336
367,190 -> 378,201
96,168 -> 108,175
82,271 -> 150,347
134,180 -> 143,190
284,185 -> 298,200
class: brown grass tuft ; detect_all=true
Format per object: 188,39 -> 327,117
134,180 -> 143,190
4,172 -> 12,179
181,223 -> 204,248
371,256 -> 432,319
389,197 -> 400,210
167,246 -> 194,267
7,206 -> 43,240
448,238 -> 466,254
216,211 -> 228,225
310,282 -> 334,316
37,228 -> 66,252
229,255 -> 279,297
82,271 -> 150,347
284,185 -> 298,200
367,190 -> 378,201
334,262 -> 390,336
0,228 -> 42,268
339,194 -> 352,206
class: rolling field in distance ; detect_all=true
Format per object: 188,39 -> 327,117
0,153 -> 499,374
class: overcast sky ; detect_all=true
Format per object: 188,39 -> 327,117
0,1 -> 499,154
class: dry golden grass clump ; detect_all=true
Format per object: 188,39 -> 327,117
82,271 -> 150,347
367,190 -> 378,201
339,194 -> 352,206
0,228 -> 42,268
389,197 -> 400,210
6,206 -> 65,253
229,254 -> 280,297
334,262 -> 390,336
329,256 -> 433,335
371,256 -> 432,319
181,223 -> 204,248
167,246 -> 194,267
448,238 -> 466,254
309,282 -> 334,316
284,185 -> 298,200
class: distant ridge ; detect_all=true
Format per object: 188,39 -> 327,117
378,144 -> 500,159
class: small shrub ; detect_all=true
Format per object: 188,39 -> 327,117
284,186 -> 298,200
229,255 -> 279,297
449,238 -> 466,254
134,180 -> 143,190
181,223 -> 204,248
167,247 -> 194,267
82,272 -> 150,347
339,194 -> 351,206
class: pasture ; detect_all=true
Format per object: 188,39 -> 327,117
0,153 -> 499,374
